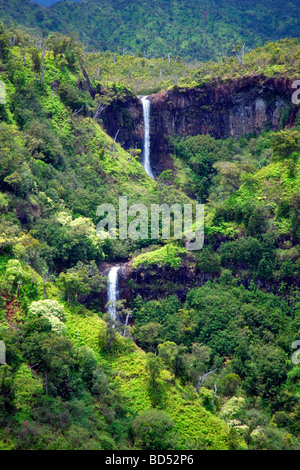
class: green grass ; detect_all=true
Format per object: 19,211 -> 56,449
65,306 -> 232,449
132,244 -> 187,270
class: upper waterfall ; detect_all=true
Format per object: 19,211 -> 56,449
107,266 -> 120,322
141,96 -> 154,179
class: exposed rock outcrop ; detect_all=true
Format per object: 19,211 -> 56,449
102,75 -> 298,175
148,76 -> 297,164
102,92 -> 144,151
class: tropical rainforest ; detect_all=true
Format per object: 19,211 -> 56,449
0,0 -> 300,61
0,0 -> 299,452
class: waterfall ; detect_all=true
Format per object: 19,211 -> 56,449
107,266 -> 120,322
141,96 -> 154,179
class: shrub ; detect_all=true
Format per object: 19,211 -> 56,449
220,373 -> 242,397
28,300 -> 66,335
132,244 -> 187,270
133,408 -> 177,450
195,247 -> 221,274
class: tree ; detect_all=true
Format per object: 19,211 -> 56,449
133,409 -> 176,450
246,206 -> 269,236
195,247 -> 221,274
232,41 -> 246,65
46,212 -> 104,268
2,260 -> 31,298
188,342 -> 211,386
57,261 -> 106,305
213,161 -> 247,193
134,322 -> 163,353
92,87 -> 115,120
220,373 -> 242,397
146,352 -> 163,404
57,270 -> 90,304
77,345 -> 98,389
58,83 -> 90,114
271,130 -> 300,161
12,364 -> 43,422
0,364 -> 13,422
255,255 -> 274,282
98,312 -> 123,353
244,345 -> 288,402
158,341 -> 179,379
195,368 -> 218,393
0,25 -> 10,61
22,334 -> 75,397
30,47 -> 45,86
28,300 -> 66,335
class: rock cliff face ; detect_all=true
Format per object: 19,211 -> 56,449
102,93 -> 144,151
113,261 -> 219,304
149,76 -> 297,170
102,76 -> 298,175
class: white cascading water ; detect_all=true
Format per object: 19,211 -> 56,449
107,266 -> 120,322
141,96 -> 154,179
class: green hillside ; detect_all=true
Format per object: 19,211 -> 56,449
0,23 -> 232,451
83,35 -> 300,95
1,0 -> 300,61
0,20 -> 299,451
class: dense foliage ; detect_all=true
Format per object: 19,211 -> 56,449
1,0 -> 300,62
0,19 -> 299,451
83,36 -> 300,95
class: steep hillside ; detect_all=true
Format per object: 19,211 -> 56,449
0,23 -> 299,451
0,23 -> 232,451
103,74 -> 297,174
1,0 -> 300,61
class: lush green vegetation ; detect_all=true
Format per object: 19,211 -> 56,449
132,244 -> 187,270
128,122 -> 300,449
2,2 -> 300,95
84,36 -> 300,95
1,0 -> 300,63
0,23 -> 231,450
0,18 -> 299,451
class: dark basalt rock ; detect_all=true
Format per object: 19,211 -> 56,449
148,76 -> 297,163
125,254 -> 218,303
102,93 -> 144,151
101,75 -> 298,175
